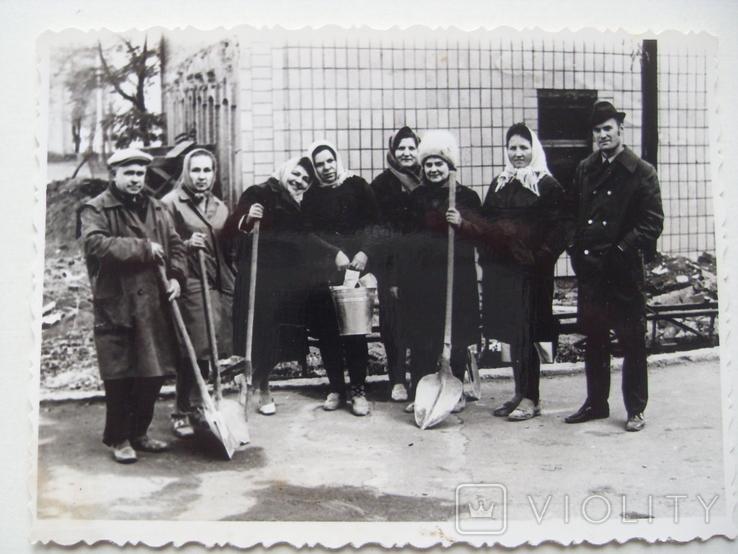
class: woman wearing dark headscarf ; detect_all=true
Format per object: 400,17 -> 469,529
224,157 -> 325,416
370,126 -> 422,402
399,130 -> 482,414
479,123 -> 570,421
161,148 -> 235,437
302,140 -> 381,416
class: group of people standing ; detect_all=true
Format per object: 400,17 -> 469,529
77,100 -> 663,464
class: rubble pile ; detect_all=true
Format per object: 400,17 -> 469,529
646,251 -> 718,303
645,252 -> 718,347
44,178 -> 108,252
554,252 -> 719,362
41,178 -> 106,392
40,246 -> 102,391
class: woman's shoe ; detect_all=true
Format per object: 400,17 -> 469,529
492,394 -> 523,417
172,416 -> 195,439
258,401 -> 276,416
391,384 -> 409,402
404,402 -> 415,414
507,398 -> 541,421
323,392 -> 343,411
351,395 -> 370,416
258,390 -> 276,415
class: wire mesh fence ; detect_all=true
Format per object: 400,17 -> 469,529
165,29 -> 715,271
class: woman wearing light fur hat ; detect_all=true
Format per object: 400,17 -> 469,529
398,130 -> 482,414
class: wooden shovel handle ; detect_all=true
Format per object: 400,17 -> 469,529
244,219 -> 260,381
156,263 -> 213,406
443,171 -> 457,351
198,250 -> 221,403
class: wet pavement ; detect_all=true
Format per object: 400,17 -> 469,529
36,354 -> 725,524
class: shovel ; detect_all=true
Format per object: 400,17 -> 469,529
242,219 -> 261,415
198,250 -> 251,448
414,171 -> 464,429
157,263 -> 242,459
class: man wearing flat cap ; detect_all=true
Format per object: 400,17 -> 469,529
565,101 -> 664,432
77,148 -> 187,462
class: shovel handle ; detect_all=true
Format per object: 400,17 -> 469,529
443,171 -> 457,351
245,220 -> 260,370
156,263 -> 214,407
198,250 -> 222,403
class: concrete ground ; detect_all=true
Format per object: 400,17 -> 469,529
36,353 -> 726,525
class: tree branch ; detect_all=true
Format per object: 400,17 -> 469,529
97,41 -> 140,107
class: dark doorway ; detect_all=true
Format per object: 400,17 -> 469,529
537,89 -> 598,188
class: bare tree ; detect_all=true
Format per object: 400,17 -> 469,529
54,45 -> 98,155
54,34 -> 165,154
96,36 -> 165,148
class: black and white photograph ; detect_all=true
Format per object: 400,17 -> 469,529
0,2 -> 735,552
27,23 -> 736,548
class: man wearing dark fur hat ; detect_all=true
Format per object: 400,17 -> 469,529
565,101 -> 664,432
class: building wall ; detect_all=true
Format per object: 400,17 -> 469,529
164,39 -> 241,207
164,29 -> 715,265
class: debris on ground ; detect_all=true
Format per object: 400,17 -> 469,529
646,251 -> 718,300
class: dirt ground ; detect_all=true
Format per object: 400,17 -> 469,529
36,357 -> 725,527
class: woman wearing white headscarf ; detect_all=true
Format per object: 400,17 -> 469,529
224,156 -> 328,416
302,140 -> 381,416
479,123 -> 570,421
161,148 -> 235,436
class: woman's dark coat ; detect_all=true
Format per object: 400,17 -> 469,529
370,169 -> 416,286
225,179 -> 334,366
301,175 -> 381,282
398,182 -> 482,351
478,174 -> 570,344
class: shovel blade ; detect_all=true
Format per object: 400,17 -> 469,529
192,390 -> 247,459
414,371 -> 463,430
193,404 -> 240,459
219,398 -> 251,449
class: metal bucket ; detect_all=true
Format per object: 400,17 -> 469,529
329,286 -> 376,336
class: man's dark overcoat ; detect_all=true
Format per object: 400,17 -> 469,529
569,146 -> 664,326
77,186 -> 187,380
